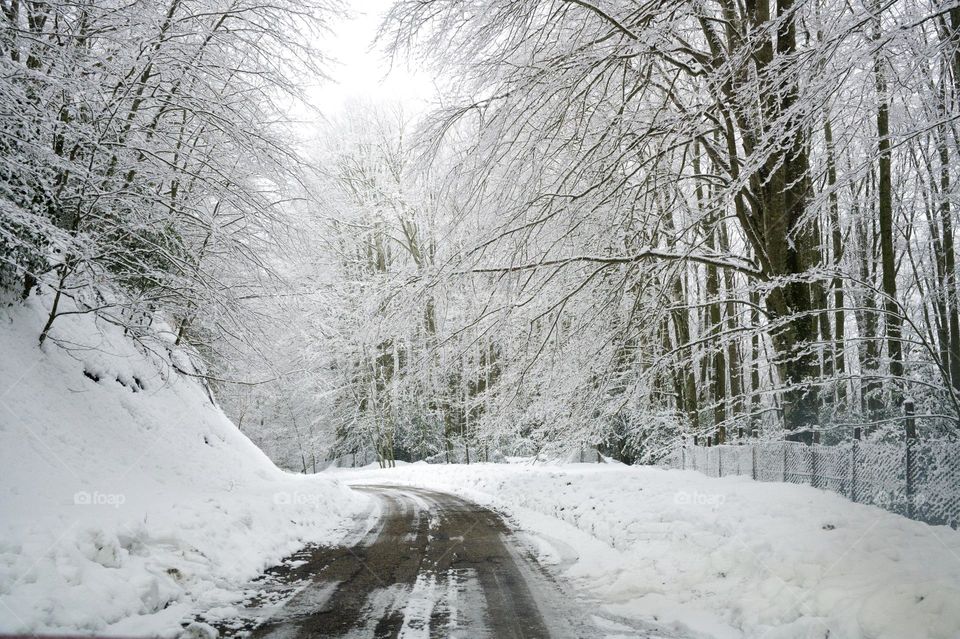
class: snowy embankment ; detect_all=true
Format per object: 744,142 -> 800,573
0,299 -> 368,636
334,462 -> 960,639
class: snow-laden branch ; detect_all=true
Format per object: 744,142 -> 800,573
457,250 -> 763,278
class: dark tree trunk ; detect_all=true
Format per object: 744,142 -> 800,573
873,12 -> 904,402
938,123 -> 960,390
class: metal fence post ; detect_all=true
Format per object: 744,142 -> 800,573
718,445 -> 723,477
905,399 -> 917,438
782,440 -> 788,482
905,399 -> 916,519
811,430 -> 818,488
851,427 -> 861,503
751,443 -> 757,481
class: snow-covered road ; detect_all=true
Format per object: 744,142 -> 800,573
217,485 -> 667,639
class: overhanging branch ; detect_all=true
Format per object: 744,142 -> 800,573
458,249 -> 763,278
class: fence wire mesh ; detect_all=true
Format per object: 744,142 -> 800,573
669,439 -> 959,528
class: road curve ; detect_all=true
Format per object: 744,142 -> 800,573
222,485 -> 578,638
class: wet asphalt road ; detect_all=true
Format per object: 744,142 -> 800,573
213,485 -> 668,639
233,485 -> 561,638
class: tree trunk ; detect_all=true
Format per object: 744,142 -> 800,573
824,117 -> 847,405
873,2 -> 904,405
938,121 -> 960,390
859,207 -> 884,420
719,220 -> 744,420
750,288 -> 763,431
705,228 -> 726,433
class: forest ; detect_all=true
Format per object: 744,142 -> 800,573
2,0 -> 959,470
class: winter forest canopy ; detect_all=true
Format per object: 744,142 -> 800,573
2,0 -> 959,470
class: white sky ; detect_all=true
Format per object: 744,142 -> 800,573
307,0 -> 437,116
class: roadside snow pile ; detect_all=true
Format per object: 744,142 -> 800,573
0,298 -> 368,636
336,462 -> 960,639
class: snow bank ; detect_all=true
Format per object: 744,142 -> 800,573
0,298 -> 367,636
334,462 -> 960,639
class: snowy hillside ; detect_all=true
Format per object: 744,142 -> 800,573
0,298 -> 368,636
334,462 -> 960,639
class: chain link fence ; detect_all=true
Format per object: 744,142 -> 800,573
667,439 -> 960,528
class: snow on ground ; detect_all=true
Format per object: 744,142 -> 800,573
333,461 -> 960,639
0,298 -> 369,636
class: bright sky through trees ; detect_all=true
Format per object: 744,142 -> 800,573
308,0 -> 436,115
